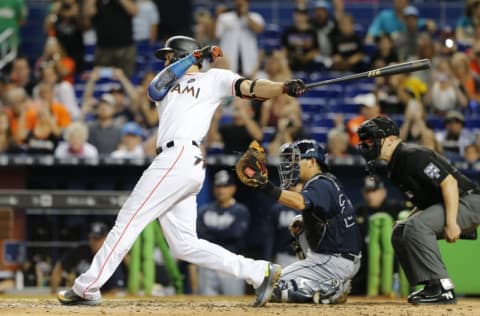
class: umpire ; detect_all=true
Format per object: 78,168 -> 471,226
357,116 -> 480,305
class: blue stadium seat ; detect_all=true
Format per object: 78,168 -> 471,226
464,118 -> 480,129
330,98 -> 359,114
426,115 -> 445,130
299,97 -> 329,114
312,115 -> 334,128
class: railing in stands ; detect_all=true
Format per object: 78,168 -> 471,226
0,29 -> 17,70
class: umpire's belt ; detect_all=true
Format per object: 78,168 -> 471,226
156,140 -> 199,155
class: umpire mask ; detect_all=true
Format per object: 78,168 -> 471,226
357,116 -> 399,176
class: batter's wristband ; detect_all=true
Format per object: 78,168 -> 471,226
261,181 -> 282,200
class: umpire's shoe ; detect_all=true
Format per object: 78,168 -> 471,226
408,288 -> 457,305
253,263 -> 282,307
58,289 -> 102,306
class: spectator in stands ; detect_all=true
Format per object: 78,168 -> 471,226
420,127 -> 443,154
0,110 -> 21,153
0,0 -> 27,50
82,0 -> 138,77
331,13 -> 365,73
54,121 -> 98,159
327,128 -> 354,158
264,183 -> 303,267
0,73 -> 13,106
346,93 -> 381,146
365,0 -> 434,44
281,8 -> 320,72
451,51 -> 480,104
35,37 -> 76,84
309,0 -> 340,58
35,82 -> 72,136
215,0 -> 264,78
133,72 -> 158,129
464,144 -> 480,164
9,56 -> 35,96
267,116 -> 309,158
394,6 -> 421,62
425,72 -> 469,116
208,98 -> 263,155
51,222 -> 126,295
4,88 -> 38,143
389,71 -> 427,108
24,103 -> 61,155
45,0 -> 86,73
86,93 -> 122,156
194,8 -> 217,47
260,92 -> 301,128
111,122 -> 145,159
34,63 -> 80,121
193,170 -> 250,295
133,0 -> 159,44
436,110 -> 475,160
375,74 -> 403,114
352,175 -> 406,295
455,0 -> 480,45
469,41 -> 480,77
399,97 -> 426,143
370,35 -> 399,69
410,33 -> 436,86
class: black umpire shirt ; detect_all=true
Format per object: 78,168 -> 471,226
387,142 -> 478,210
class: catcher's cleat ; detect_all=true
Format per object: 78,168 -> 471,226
253,263 -> 282,307
313,279 -> 351,304
57,289 -> 101,306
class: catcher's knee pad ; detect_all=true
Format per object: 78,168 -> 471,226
271,278 -> 315,303
313,279 -> 352,304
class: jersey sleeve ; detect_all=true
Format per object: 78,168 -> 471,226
301,180 -> 334,217
411,150 -> 451,186
208,68 -> 242,97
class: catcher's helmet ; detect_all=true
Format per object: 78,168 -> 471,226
155,35 -> 200,62
278,139 -> 328,189
357,116 -> 399,175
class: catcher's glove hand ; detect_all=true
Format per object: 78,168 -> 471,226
235,140 -> 268,188
283,79 -> 307,97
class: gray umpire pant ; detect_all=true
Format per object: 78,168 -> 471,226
391,193 -> 480,286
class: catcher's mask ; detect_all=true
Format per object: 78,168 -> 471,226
155,35 -> 202,67
278,140 -> 328,189
357,116 -> 399,176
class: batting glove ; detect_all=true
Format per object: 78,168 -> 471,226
193,45 -> 223,63
283,79 -> 307,97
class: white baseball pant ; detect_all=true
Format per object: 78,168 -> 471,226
72,141 -> 268,300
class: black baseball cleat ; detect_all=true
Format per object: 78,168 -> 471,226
253,263 -> 282,307
57,289 -> 102,306
408,289 -> 457,305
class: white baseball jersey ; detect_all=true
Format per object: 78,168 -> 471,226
71,67 -> 269,301
155,68 -> 240,147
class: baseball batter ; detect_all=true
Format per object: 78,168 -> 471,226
57,35 -> 306,307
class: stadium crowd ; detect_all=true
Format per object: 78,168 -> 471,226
1,0 -> 480,296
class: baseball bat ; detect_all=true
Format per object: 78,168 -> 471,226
305,59 -> 431,89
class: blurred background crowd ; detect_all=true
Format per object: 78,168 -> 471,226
0,0 -> 480,297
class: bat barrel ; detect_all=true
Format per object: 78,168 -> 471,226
305,59 -> 431,89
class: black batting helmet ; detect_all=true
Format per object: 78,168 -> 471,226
155,35 -> 200,61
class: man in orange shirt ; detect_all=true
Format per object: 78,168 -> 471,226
4,87 -> 38,143
346,93 -> 381,146
35,82 -> 72,136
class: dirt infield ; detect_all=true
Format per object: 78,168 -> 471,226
0,295 -> 479,316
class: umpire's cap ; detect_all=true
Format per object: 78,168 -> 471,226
357,116 -> 400,141
155,35 -> 200,61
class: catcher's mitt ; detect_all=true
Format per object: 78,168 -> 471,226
235,140 -> 268,188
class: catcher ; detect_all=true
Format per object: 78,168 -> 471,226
236,139 -> 362,303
